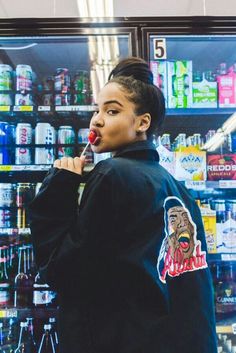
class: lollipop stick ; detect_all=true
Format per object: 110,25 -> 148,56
80,141 -> 90,157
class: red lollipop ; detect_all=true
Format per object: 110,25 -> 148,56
88,130 -> 97,145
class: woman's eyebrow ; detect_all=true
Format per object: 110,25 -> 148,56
103,100 -> 124,107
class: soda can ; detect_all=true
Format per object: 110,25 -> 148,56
16,183 -> 35,208
0,93 -> 12,106
15,93 -> 33,106
0,209 -> 12,228
78,128 -> 89,144
35,123 -> 55,164
0,183 -> 15,207
42,93 -> 53,106
0,122 -> 15,164
55,93 -> 71,106
0,64 -> 13,91
54,68 -> 70,92
43,76 -> 54,91
57,126 -> 75,158
73,70 -> 90,105
16,64 -> 33,91
15,123 -> 32,165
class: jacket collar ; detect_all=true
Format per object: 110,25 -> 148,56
113,140 -> 159,161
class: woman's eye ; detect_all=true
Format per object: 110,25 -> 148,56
107,109 -> 119,115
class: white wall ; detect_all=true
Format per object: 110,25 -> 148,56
0,0 -> 235,18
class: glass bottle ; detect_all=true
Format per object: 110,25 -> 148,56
48,318 -> 59,350
0,246 -> 10,308
14,246 -> 32,308
15,321 -> 29,353
38,324 -> 56,353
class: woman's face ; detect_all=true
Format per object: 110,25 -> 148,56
89,82 -> 147,154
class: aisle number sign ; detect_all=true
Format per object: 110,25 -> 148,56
153,38 -> 167,60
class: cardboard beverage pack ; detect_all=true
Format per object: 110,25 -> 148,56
167,60 -> 192,108
192,72 -> 217,108
175,146 -> 206,181
156,144 -> 175,176
207,154 -> 236,180
217,66 -> 236,108
150,60 -> 168,104
200,207 -> 217,254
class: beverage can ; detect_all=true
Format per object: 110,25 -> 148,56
0,183 -> 15,207
16,64 -> 33,91
55,93 -> 71,106
0,93 -> 12,105
15,93 -> 33,106
54,68 -> 70,92
73,70 -> 90,105
16,183 -> 35,208
78,128 -> 89,144
0,122 -> 15,164
42,93 -> 53,106
15,123 -> 32,165
17,208 -> 26,228
43,76 -> 54,91
57,126 -> 75,158
0,64 -> 13,91
0,209 -> 12,228
35,123 -> 55,164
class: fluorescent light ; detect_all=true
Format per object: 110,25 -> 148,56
0,43 -> 37,50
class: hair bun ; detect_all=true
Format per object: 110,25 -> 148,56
108,57 -> 153,85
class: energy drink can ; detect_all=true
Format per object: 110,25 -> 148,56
57,126 -> 75,158
54,68 -> 70,92
35,123 -> 55,164
16,64 -> 33,91
0,183 -> 15,207
0,122 -> 15,164
15,123 -> 32,165
0,64 -> 13,91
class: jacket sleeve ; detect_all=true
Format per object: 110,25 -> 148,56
29,166 -> 116,290
156,205 -> 217,353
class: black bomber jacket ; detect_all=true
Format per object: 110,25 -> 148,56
29,140 -> 217,353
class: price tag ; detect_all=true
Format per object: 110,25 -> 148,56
38,105 -> 51,112
185,181 -> 206,190
221,254 -> 236,261
13,105 -> 33,112
0,165 -> 12,171
219,180 -> 236,188
0,310 -> 18,318
0,106 -> 10,112
153,38 -> 167,60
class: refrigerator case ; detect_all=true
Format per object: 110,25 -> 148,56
0,18 -> 137,352
142,18 -> 236,352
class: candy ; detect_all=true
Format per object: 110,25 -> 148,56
88,130 -> 97,144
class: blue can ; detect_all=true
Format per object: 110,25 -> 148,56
0,122 -> 15,164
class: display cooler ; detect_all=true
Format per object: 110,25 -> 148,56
0,16 -> 236,352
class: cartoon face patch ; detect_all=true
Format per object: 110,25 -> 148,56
157,196 -> 207,284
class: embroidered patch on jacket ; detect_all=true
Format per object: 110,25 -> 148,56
157,196 -> 207,284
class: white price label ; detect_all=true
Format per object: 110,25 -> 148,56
221,254 -> 236,261
153,38 -> 167,60
185,181 -> 206,190
219,180 -> 236,188
38,106 -> 51,112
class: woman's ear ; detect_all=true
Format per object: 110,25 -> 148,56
136,113 -> 151,133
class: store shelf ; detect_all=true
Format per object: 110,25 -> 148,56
0,164 -> 95,173
0,228 -> 30,236
208,253 -> 236,262
0,105 -> 97,113
166,108 -> 236,116
0,308 -> 58,319
184,180 -> 236,190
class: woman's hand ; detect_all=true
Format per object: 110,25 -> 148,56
53,156 -> 86,175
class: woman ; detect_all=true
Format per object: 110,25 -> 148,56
29,57 -> 217,353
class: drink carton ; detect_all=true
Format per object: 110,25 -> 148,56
156,144 -> 175,176
192,73 -> 217,108
207,154 -> 236,180
200,207 -> 217,253
217,69 -> 236,107
175,146 -> 206,181
150,61 -> 167,104
167,60 -> 192,108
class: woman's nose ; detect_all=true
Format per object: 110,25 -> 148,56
91,112 -> 104,127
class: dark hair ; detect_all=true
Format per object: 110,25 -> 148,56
108,57 -> 165,138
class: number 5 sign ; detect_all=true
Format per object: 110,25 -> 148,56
153,38 -> 167,59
